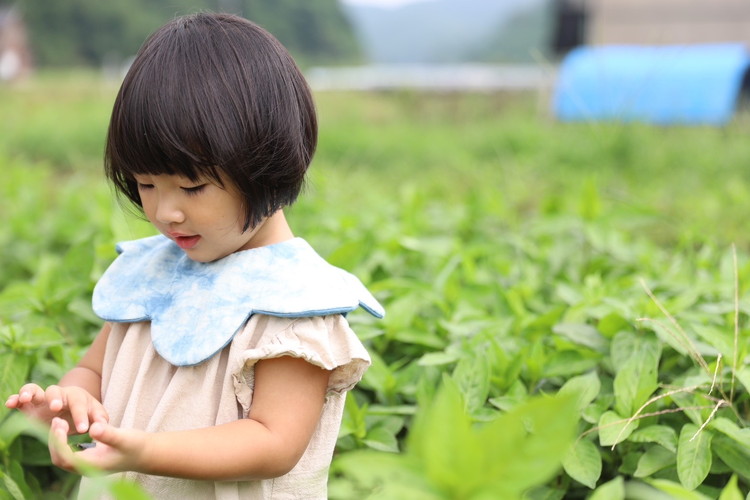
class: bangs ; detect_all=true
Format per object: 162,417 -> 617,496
105,22 -> 232,192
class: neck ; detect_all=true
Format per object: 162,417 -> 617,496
241,210 -> 294,250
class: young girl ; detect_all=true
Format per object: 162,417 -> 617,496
5,12 -> 383,499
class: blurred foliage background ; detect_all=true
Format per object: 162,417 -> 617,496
5,0 -> 362,67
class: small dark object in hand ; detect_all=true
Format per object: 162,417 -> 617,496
76,442 -> 96,450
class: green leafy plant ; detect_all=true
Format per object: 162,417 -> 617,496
4,75 -> 750,498
330,377 -> 578,499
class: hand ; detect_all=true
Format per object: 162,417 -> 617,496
5,383 -> 109,434
49,418 -> 149,475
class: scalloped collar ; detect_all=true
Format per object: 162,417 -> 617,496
92,235 -> 384,366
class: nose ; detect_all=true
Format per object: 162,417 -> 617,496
154,194 -> 186,225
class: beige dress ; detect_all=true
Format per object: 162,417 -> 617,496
77,313 -> 370,499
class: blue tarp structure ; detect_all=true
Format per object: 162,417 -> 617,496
553,44 -> 750,125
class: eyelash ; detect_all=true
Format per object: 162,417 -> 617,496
136,183 -> 206,195
182,184 -> 206,196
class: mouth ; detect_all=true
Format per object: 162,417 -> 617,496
169,233 -> 201,250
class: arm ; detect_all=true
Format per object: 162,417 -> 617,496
59,320 -> 110,399
6,323 -> 110,433
50,355 -> 331,480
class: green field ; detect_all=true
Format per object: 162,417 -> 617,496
2,74 -> 750,499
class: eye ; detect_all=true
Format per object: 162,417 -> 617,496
137,182 -> 154,190
182,184 -> 207,196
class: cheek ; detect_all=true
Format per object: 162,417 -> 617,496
212,198 -> 246,231
138,194 -> 157,222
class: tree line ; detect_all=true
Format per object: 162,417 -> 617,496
7,0 -> 362,68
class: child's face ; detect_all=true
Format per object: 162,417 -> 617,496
133,173 -> 270,262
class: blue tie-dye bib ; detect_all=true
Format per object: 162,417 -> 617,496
92,235 -> 384,366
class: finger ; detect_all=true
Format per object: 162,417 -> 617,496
88,422 -> 115,446
5,394 -> 20,408
49,417 -> 76,472
45,385 -> 65,413
18,383 -> 44,404
67,393 -> 92,435
88,422 -> 133,455
90,403 -> 109,425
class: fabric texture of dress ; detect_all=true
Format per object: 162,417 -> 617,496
78,236 -> 383,499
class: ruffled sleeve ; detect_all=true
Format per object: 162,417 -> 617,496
231,315 -> 370,415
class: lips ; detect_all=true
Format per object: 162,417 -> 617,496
170,233 -> 201,249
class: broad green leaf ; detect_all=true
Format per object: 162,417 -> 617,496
645,321 -> 691,358
108,480 -> 154,500
669,390 -> 706,427
522,486 -> 566,500
392,329 -> 446,349
597,312 -> 630,337
504,288 -> 528,318
610,331 -> 637,372
381,292 -> 422,336
589,476 -> 624,500
646,479 -> 713,500
552,323 -> 607,352
360,351 -> 399,403
708,418 -> 750,448
598,410 -> 638,446
629,425 -> 679,452
633,445 -> 675,478
610,331 -> 661,372
581,402 -> 606,425
417,351 -> 461,366
612,335 -> 659,416
406,377 -> 578,499
409,377 -> 482,496
579,177 -> 601,220
489,378 -> 527,412
623,480 -> 676,500
364,423 -> 400,453
557,371 -> 600,412
524,341 -> 547,385
0,353 -> 29,421
733,365 -> 750,397
479,392 -> 578,498
331,451 -> 441,500
718,474 -> 743,500
542,350 -> 599,378
452,348 -> 491,414
0,412 -> 48,453
367,405 -> 416,416
676,424 -> 712,490
339,393 -> 367,440
691,324 -> 731,358
555,283 -> 582,306
712,434 -> 750,481
562,438 -> 601,488
0,470 -> 25,500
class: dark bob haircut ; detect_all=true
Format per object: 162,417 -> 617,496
105,12 -> 317,230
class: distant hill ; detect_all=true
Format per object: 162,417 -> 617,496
341,0 -> 552,64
